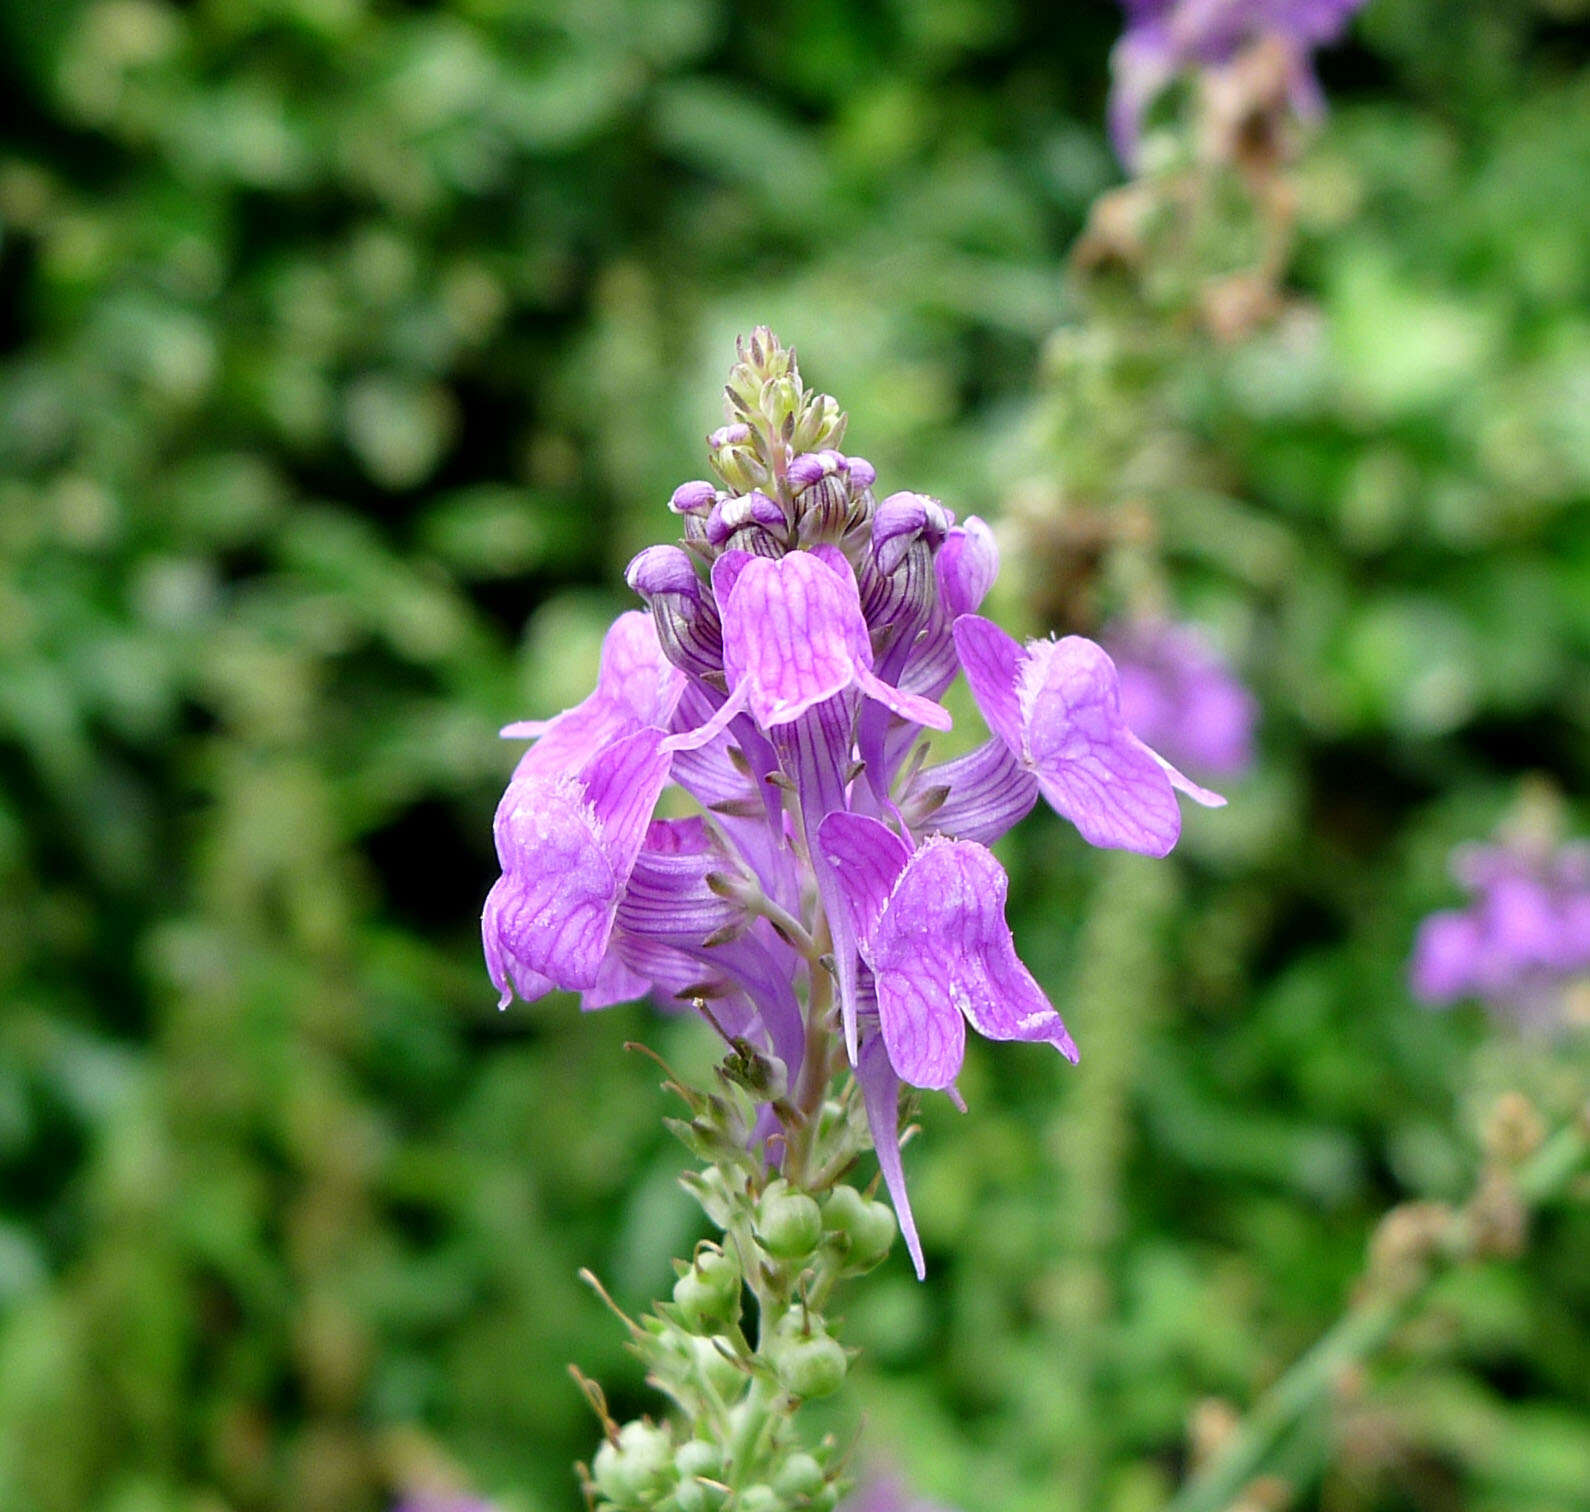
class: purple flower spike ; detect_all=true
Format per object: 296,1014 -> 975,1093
483,728 -> 673,1007
501,611 -> 684,781
1409,832 -> 1590,1026
713,549 -> 953,732
954,615 -> 1224,858
819,815 -> 1077,1091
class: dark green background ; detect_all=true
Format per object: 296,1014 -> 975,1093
2,2 -> 1588,1510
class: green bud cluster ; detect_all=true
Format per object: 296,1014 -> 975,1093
710,327 -> 847,494
578,1043 -> 893,1511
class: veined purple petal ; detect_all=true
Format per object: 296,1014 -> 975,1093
715,549 -> 950,733
869,838 -> 1075,1088
872,492 -> 950,576
858,1035 -> 926,1280
1019,638 -> 1188,857
483,728 -> 672,1004
818,812 -> 912,950
502,611 -> 684,779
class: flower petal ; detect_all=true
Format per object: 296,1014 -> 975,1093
817,812 -> 912,952
486,777 -> 622,992
1020,637 -> 1184,857
873,838 -> 1076,1067
716,551 -> 861,726
952,614 -> 1027,756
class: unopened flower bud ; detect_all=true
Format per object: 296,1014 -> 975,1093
792,389 -> 846,453
871,491 -> 951,575
672,1247 -> 741,1331
934,515 -> 999,617
755,1179 -> 823,1261
706,490 -> 789,556
592,1420 -> 673,1508
736,1489 -> 780,1512
670,480 -> 718,517
858,491 -> 952,629
788,449 -> 856,544
627,544 -> 723,676
822,1185 -> 896,1272
844,455 -> 875,492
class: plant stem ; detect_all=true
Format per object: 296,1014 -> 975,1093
1164,1121 -> 1589,1512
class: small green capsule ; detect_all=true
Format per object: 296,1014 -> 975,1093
755,1178 -> 823,1261
822,1186 -> 897,1271
772,1451 -> 826,1499
672,1247 -> 740,1331
592,1420 -> 674,1507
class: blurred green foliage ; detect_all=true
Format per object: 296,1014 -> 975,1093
1,2 -> 1587,1511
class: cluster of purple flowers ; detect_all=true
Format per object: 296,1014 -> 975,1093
1410,835 -> 1590,1028
1110,0 -> 1368,165
482,332 -> 1222,1275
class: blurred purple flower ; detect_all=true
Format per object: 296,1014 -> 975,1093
841,1473 -> 959,1512
1410,836 -> 1590,1027
1105,618 -> 1257,778
1110,0 -> 1368,165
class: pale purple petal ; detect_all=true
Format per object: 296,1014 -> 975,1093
502,611 -> 684,780
1019,637 -> 1186,857
485,778 -> 621,993
951,615 -> 1027,756
580,949 -> 653,1011
872,839 -> 1076,1067
716,551 -> 860,726
818,812 -> 912,951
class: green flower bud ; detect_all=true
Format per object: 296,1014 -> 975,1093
823,1186 -> 897,1272
592,1420 -> 674,1508
736,1489 -> 781,1512
672,1440 -> 727,1512
672,1248 -> 741,1331
755,1179 -> 823,1261
772,1451 -> 826,1499
687,1334 -> 743,1399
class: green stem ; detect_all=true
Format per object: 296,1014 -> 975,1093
1164,1122 -> 1588,1512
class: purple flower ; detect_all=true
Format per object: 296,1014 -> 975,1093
1410,836 -> 1590,1027
1110,0 -> 1367,166
952,615 -> 1224,858
1105,618 -> 1256,777
481,330 -> 1229,1274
